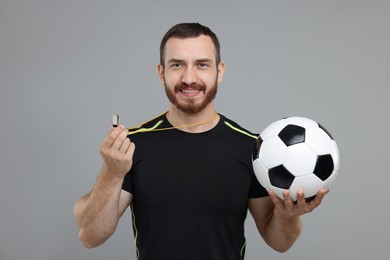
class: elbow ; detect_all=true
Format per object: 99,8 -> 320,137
261,226 -> 301,253
272,244 -> 294,253
81,240 -> 100,249
262,236 -> 296,253
78,228 -> 110,248
269,232 -> 301,253
80,239 -> 101,249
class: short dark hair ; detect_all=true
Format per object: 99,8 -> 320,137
159,23 -> 221,66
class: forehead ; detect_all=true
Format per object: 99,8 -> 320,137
164,35 -> 216,63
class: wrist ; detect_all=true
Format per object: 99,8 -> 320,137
273,208 -> 301,224
273,209 -> 302,237
99,166 -> 126,187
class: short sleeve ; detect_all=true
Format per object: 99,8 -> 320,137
248,172 -> 269,198
122,172 -> 134,194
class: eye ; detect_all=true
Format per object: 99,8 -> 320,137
198,63 -> 209,69
171,63 -> 182,69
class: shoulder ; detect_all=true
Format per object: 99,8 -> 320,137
220,114 -> 259,141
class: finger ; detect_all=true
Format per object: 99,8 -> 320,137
282,190 -> 294,210
268,190 -> 283,207
295,190 -> 307,214
125,141 -> 135,157
321,187 -> 330,196
110,127 -> 129,150
100,125 -> 126,151
108,123 -> 125,133
312,188 -> 329,206
118,137 -> 131,153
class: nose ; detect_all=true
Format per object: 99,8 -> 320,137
182,67 -> 198,85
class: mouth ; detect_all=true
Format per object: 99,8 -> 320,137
179,87 -> 202,97
181,88 -> 201,93
175,83 -> 206,97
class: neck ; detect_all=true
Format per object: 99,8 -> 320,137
166,106 -> 220,133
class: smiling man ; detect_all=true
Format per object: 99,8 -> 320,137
73,23 -> 328,260
160,34 -> 222,115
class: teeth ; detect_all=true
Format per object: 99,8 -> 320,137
182,89 -> 199,93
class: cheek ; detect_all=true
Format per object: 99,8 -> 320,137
205,74 -> 219,87
163,72 -> 180,86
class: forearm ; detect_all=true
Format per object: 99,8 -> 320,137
262,210 -> 302,252
74,168 -> 124,247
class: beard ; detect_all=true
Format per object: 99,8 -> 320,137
164,78 -> 218,114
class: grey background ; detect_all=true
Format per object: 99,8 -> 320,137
1,0 -> 389,259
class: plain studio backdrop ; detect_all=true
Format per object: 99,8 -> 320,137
0,0 -> 389,259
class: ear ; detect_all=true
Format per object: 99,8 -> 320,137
157,64 -> 165,85
217,61 -> 226,84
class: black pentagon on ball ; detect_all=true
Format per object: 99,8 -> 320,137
313,154 -> 334,181
278,124 -> 305,146
252,137 -> 263,160
269,165 -> 295,189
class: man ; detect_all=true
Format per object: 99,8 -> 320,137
73,23 -> 328,259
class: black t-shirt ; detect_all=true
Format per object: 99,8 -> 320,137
122,113 -> 268,260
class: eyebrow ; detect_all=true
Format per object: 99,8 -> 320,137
166,58 -> 213,64
167,58 -> 183,64
195,58 -> 213,64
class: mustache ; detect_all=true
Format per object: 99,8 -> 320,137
174,82 -> 207,92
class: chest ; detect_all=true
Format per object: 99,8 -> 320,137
130,134 -> 253,216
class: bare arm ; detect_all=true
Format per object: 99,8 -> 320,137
73,125 -> 135,248
248,189 -> 328,252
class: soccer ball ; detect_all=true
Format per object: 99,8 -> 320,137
252,117 -> 340,201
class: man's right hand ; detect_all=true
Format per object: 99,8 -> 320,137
99,125 -> 135,178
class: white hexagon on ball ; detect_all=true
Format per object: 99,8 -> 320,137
259,136 -> 287,169
305,127 -> 332,155
283,143 -> 317,177
252,159 -> 271,189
